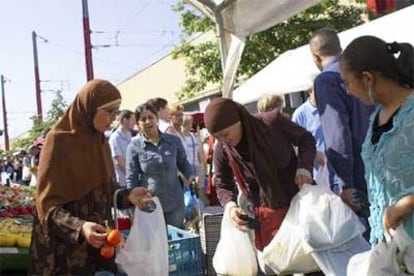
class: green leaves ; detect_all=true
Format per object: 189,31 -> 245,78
10,91 -> 67,151
172,0 -> 365,100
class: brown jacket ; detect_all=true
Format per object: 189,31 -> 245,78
214,111 -> 316,209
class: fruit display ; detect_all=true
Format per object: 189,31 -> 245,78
0,218 -> 32,248
0,185 -> 35,248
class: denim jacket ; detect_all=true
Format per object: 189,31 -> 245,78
126,132 -> 194,212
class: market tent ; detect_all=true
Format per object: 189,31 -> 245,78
186,0 -> 321,98
232,4 -> 414,105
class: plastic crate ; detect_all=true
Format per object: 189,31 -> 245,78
168,225 -> 203,276
0,247 -> 29,272
200,206 -> 224,276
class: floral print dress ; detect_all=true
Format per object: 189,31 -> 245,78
29,183 -> 131,275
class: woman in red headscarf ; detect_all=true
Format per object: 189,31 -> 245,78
29,79 -> 152,275
204,98 -> 316,251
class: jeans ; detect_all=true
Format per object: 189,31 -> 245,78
164,204 -> 185,229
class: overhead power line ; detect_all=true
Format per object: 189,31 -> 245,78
115,0 -> 152,34
92,43 -> 175,48
93,30 -> 176,35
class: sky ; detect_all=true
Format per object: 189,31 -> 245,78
0,0 -> 183,145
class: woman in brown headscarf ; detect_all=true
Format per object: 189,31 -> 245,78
205,98 -> 316,252
29,79 -> 152,275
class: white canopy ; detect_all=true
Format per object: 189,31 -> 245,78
186,0 -> 321,98
233,4 -> 414,104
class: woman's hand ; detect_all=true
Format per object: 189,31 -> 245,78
295,175 -> 313,189
383,195 -> 414,231
80,221 -> 107,248
128,187 -> 152,208
229,206 -> 249,232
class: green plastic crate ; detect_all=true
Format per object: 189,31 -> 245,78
0,247 -> 29,272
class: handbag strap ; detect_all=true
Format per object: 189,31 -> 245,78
113,188 -> 123,230
224,147 -> 249,198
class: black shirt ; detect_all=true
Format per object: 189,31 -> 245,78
371,108 -> 400,145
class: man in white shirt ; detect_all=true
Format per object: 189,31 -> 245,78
109,110 -> 135,187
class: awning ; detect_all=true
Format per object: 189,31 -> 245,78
186,0 -> 321,98
233,4 -> 414,104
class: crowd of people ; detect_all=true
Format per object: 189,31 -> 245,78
1,28 -> 410,275
0,141 -> 43,187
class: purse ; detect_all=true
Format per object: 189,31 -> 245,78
225,149 -> 288,251
254,205 -> 288,251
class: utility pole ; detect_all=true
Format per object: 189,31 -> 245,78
82,0 -> 94,81
1,75 -> 9,151
32,31 -> 43,121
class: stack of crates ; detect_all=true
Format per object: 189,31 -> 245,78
168,225 -> 203,276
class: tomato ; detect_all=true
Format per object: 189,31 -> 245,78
106,229 -> 121,247
100,246 -> 114,259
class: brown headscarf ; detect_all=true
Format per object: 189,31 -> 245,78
36,79 -> 121,228
205,98 -> 284,207
204,98 -> 241,133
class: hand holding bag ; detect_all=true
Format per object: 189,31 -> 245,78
213,202 -> 258,276
225,149 -> 288,251
115,197 -> 168,276
347,224 -> 414,276
262,189 -> 319,275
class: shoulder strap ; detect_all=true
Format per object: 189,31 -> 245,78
224,147 -> 249,198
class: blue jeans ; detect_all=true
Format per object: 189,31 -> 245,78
164,204 -> 185,229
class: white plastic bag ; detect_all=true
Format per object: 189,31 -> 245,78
310,235 -> 370,276
314,164 -> 330,191
347,225 -> 414,276
262,189 -> 319,275
298,184 -> 366,253
115,197 -> 168,276
297,184 -> 368,276
213,202 -> 258,276
22,166 -> 32,182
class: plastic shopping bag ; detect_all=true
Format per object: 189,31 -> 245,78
347,225 -> 414,276
311,235 -> 370,276
213,202 -> 258,276
262,189 -> 319,275
314,164 -> 330,192
184,187 -> 204,220
297,184 -> 366,253
297,184 -> 368,276
115,197 -> 168,276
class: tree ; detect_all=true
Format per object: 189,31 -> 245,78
10,90 -> 67,151
172,0 -> 366,100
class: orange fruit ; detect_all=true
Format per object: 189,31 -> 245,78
107,229 -> 121,247
100,246 -> 114,259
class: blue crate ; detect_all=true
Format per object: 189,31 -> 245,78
168,225 -> 203,276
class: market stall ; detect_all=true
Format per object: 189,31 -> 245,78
0,185 -> 35,272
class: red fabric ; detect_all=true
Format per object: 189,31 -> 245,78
184,111 -> 205,130
225,148 -> 289,250
206,136 -> 219,205
254,206 -> 289,251
367,0 -> 394,14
